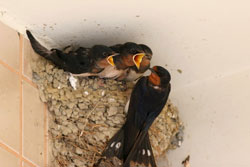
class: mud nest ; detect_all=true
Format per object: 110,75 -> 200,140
31,56 -> 184,167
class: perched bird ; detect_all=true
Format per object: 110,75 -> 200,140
109,42 -> 147,81
26,30 -> 120,78
109,42 -> 145,70
101,42 -> 146,81
125,44 -> 153,81
26,30 -> 145,81
97,66 -> 171,167
110,42 -> 152,81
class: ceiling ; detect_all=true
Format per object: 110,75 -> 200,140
1,1 -> 250,167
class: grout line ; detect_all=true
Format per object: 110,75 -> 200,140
22,156 -> 38,167
44,104 -> 48,167
0,141 -> 19,158
0,141 -> 38,167
0,58 -> 36,89
19,34 -> 24,167
0,58 -> 19,75
22,75 -> 37,89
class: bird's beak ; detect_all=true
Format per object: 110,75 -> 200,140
107,56 -> 115,66
149,68 -> 156,74
133,53 -> 145,69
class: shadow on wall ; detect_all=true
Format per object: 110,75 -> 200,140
30,24 -> 142,49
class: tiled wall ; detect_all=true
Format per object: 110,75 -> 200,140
0,21 -> 48,167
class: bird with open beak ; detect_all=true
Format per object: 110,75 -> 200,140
109,42 -> 149,81
26,30 -> 119,79
124,44 -> 153,81
96,66 -> 171,167
26,30 -> 147,81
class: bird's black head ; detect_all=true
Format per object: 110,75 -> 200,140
138,44 -> 153,60
90,45 -> 118,66
119,42 -> 146,69
91,45 -> 116,60
148,66 -> 171,88
120,42 -> 143,55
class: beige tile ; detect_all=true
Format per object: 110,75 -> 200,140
0,21 -> 20,71
23,161 -> 36,167
0,65 -> 20,151
0,147 -> 19,167
23,38 -> 40,80
23,162 -> 31,167
48,134 -> 54,167
23,81 -> 44,166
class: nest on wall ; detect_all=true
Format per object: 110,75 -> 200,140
31,56 -> 184,167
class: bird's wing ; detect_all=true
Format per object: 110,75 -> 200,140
26,30 -> 53,59
123,131 -> 156,167
26,30 -> 68,68
101,126 -> 125,160
124,83 -> 171,167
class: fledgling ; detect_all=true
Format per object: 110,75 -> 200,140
26,30 -> 125,79
109,42 -> 147,81
125,44 -> 153,81
97,66 -> 171,167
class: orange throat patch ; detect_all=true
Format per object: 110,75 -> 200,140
148,73 -> 160,86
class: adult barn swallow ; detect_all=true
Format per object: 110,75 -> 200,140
98,66 -> 171,167
26,30 -> 127,79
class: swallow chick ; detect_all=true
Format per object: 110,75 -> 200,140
96,66 -> 171,167
27,30 -> 89,73
79,42 -> 146,80
27,30 -> 143,81
109,42 -> 147,81
125,44 -> 153,81
26,30 -> 123,78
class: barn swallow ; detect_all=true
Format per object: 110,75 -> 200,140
26,30 -> 127,79
124,44 -> 153,81
108,42 -> 147,81
97,66 -> 171,167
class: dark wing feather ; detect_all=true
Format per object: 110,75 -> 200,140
101,126 -> 125,160
125,132 -> 156,167
124,81 -> 171,166
26,30 -> 54,59
123,77 -> 148,158
123,131 -> 156,167
26,30 -> 92,74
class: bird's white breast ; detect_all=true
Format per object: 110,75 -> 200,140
98,65 -> 124,79
125,69 -> 143,81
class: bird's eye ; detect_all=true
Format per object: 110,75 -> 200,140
103,52 -> 108,57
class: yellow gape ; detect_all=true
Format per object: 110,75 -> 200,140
133,53 -> 145,69
107,56 -> 115,66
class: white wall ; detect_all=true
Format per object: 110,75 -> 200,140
1,0 -> 250,167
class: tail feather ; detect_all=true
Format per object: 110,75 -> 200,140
26,30 -> 69,70
102,127 -> 124,160
94,127 -> 125,167
26,30 -> 52,58
124,132 -> 157,167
